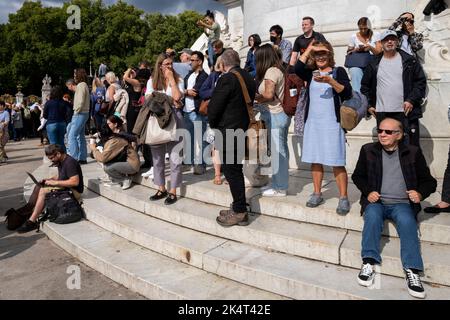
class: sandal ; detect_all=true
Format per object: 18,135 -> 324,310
213,175 -> 223,185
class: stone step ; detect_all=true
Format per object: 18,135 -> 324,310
86,178 -> 347,264
118,164 -> 450,246
40,219 -> 286,300
81,191 -> 450,299
85,177 -> 450,287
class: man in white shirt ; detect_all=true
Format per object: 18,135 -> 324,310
183,51 -> 209,174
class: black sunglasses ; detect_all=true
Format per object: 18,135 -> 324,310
377,129 -> 401,135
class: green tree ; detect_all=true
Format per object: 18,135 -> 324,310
0,1 -> 205,95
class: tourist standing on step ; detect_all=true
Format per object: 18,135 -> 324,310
91,77 -> 106,133
254,44 -> 290,197
361,30 -> 427,147
346,17 -> 382,92
208,49 -> 256,227
199,56 -> 226,185
174,48 -> 193,80
197,10 -> 221,68
389,12 -> 424,60
66,68 -> 90,165
269,25 -> 292,66
0,101 -> 10,165
90,115 -> 140,190
183,51 -> 209,175
42,86 -> 71,153
289,17 -> 326,68
295,40 -> 352,214
145,53 -> 185,205
352,117 -> 436,299
244,34 -> 261,78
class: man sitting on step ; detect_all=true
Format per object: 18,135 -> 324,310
17,144 -> 84,233
351,117 -> 436,299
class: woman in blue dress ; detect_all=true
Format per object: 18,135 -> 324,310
295,41 -> 353,214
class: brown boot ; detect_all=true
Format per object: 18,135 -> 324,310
216,210 -> 249,227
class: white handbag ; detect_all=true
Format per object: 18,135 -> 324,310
145,114 -> 177,145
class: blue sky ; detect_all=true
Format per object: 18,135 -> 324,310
0,0 -> 226,23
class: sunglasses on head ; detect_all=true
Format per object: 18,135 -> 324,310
377,129 -> 401,135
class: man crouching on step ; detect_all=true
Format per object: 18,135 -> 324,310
17,144 -> 84,233
352,117 -> 436,299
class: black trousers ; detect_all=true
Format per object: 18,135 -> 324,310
376,112 -> 421,147
443,145 -> 450,203
222,163 -> 247,213
219,132 -> 247,213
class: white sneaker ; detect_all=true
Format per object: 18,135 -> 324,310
141,167 -> 154,178
121,178 -> 132,190
262,188 -> 287,197
103,181 -> 121,188
357,263 -> 375,287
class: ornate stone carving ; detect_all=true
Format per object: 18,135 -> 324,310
214,10 -> 243,53
414,0 -> 450,79
41,74 -> 52,105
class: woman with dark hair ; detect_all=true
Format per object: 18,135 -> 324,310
89,115 -> 140,190
244,34 -> 261,78
346,17 -> 381,92
295,40 -> 353,214
389,12 -> 423,59
66,68 -> 90,164
197,10 -> 221,67
144,53 -> 185,205
254,44 -> 289,196
42,86 -> 71,152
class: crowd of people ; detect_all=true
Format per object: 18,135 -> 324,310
3,9 -> 450,299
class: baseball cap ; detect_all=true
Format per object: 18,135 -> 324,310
178,48 -> 193,55
380,30 -> 398,41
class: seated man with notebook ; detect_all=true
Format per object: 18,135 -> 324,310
17,144 -> 84,233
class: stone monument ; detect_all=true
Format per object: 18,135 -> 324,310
41,74 -> 52,105
216,0 -> 450,177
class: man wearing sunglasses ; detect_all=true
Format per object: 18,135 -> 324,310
352,117 -> 436,299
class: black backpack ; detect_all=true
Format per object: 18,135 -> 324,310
39,190 -> 84,226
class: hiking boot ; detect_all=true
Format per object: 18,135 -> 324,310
306,193 -> 324,208
216,210 -> 249,227
336,197 -> 351,215
17,220 -> 39,233
405,269 -> 426,299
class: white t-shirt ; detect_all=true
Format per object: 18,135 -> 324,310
145,77 -> 185,104
184,72 -> 198,113
348,32 -> 380,55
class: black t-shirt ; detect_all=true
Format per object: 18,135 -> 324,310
58,155 -> 84,193
293,31 -> 327,55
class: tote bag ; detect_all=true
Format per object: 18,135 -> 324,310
145,114 -> 177,145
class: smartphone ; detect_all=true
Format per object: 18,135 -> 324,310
312,70 -> 321,78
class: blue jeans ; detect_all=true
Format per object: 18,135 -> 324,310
183,111 -> 208,166
68,112 -> 89,161
46,122 -> 67,152
362,203 -> 424,271
270,112 -> 291,191
208,40 -> 215,67
349,67 -> 364,93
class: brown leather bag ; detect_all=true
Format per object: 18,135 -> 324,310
198,99 -> 210,116
230,70 -> 267,162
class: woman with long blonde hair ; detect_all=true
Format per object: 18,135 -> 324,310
144,53 -> 185,205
